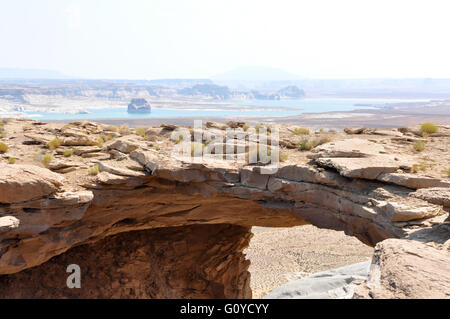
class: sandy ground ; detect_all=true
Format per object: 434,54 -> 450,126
245,225 -> 374,299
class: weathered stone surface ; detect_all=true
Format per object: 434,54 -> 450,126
380,198 -> 444,222
46,159 -> 82,171
0,164 -> 64,203
344,127 -> 367,135
0,216 -> 20,233
240,167 -> 270,189
0,119 -> 448,299
377,173 -> 450,189
310,139 -> 387,158
0,224 -> 252,299
108,149 -> 128,161
354,237 -> 450,299
315,156 -> 404,180
265,261 -> 370,299
410,187 -> 450,208
108,136 -> 143,154
98,161 -> 146,177
61,135 -> 98,146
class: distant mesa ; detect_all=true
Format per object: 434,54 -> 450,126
277,85 -> 305,99
177,84 -> 231,100
128,98 -> 151,113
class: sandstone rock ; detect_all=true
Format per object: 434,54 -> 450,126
344,127 -> 367,135
227,121 -> 246,129
98,162 -> 146,177
240,167 -> 270,189
315,156 -> 403,180
0,164 -> 64,203
160,123 -> 177,131
96,172 -> 131,185
380,198 -> 444,222
81,152 -> 105,158
410,187 -> 450,207
46,159 -> 81,171
71,146 -> 103,155
377,173 -> 450,189
108,149 -> 128,161
0,224 -> 252,298
61,135 -> 98,146
23,133 -> 53,144
0,216 -> 20,233
354,238 -> 450,299
309,138 -> 387,158
366,129 -> 403,137
127,98 -> 151,113
0,119 -> 448,299
265,261 -> 371,299
205,121 -> 227,130
108,136 -> 143,154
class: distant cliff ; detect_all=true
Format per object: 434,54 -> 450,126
177,84 -> 231,100
277,85 -> 305,98
127,98 -> 151,113
176,84 -> 305,100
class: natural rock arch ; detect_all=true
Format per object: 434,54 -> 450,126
0,121 -> 448,298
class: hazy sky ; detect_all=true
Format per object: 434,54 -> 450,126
1,0 -> 450,79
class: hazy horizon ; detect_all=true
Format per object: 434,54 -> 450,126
2,0 -> 450,80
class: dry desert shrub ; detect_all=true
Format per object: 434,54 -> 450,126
47,137 -> 62,150
88,166 -> 100,176
413,140 -> 426,152
420,122 -> 438,135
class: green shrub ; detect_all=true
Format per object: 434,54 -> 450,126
413,140 -> 426,152
88,166 -> 99,176
47,137 -> 62,150
43,154 -> 52,165
101,133 -> 115,142
119,124 -> 130,135
8,157 -> 15,164
446,167 -> 450,177
293,127 -> 310,135
420,122 -> 438,135
97,137 -> 104,148
279,153 -> 288,162
254,125 -> 263,134
298,138 -> 313,151
135,127 -> 147,138
0,142 -> 7,153
242,124 -> 250,131
412,163 -> 428,173
298,136 -> 330,151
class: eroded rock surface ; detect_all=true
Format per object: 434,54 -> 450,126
0,119 -> 448,298
0,224 -> 251,299
354,235 -> 450,299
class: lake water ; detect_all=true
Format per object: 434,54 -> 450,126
26,98 -> 425,120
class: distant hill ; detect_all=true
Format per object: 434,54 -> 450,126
146,79 -> 213,88
0,68 -> 70,79
213,66 -> 304,82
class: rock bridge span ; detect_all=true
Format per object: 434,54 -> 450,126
0,127 -> 448,298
